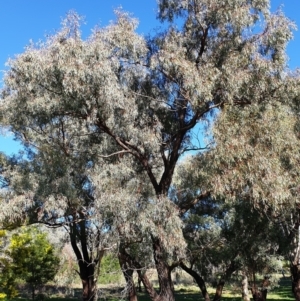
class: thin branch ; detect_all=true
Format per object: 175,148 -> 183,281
98,150 -> 131,158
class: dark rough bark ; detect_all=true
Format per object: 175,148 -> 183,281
180,262 -> 210,301
119,242 -> 176,301
70,220 -> 104,301
152,238 -> 175,301
291,263 -> 300,301
82,273 -> 97,301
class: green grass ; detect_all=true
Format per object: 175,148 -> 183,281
4,276 -> 295,301
105,277 -> 294,301
267,278 -> 294,301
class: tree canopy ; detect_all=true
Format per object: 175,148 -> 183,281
0,1 -> 300,301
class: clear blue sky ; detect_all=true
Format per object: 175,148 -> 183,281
0,0 -> 299,155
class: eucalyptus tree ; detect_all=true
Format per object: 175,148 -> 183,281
0,1 -> 296,301
196,97 -> 300,298
0,148 -> 109,301
180,197 -> 236,301
174,158 -> 286,301
222,201 -> 286,301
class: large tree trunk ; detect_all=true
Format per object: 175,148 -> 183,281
155,262 -> 174,301
152,238 -> 175,301
81,268 -> 97,301
291,263 -> 300,301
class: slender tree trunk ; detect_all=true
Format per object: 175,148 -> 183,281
241,275 -> 251,301
251,287 -> 267,301
32,285 -> 35,301
119,252 -> 138,301
119,237 -> 176,301
251,276 -> 269,301
290,222 -> 300,301
138,269 -> 159,301
180,262 -> 210,301
214,261 -> 237,301
137,274 -> 143,292
213,279 -> 225,301
180,261 -> 236,301
118,245 -> 159,301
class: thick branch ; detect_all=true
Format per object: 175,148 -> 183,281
179,191 -> 211,216
180,262 -> 210,301
70,222 -> 83,264
196,27 -> 209,67
95,119 -> 160,192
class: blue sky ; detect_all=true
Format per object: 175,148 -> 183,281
0,0 -> 299,155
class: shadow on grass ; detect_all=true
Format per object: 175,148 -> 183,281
11,277 -> 295,301
267,277 -> 294,301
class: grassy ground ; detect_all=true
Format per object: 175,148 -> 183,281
6,276 -> 295,301
267,278 -> 294,301
99,276 -> 295,301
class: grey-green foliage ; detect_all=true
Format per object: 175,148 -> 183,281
0,1 -> 299,298
174,163 -> 286,287
220,201 -> 286,283
208,101 -> 300,205
0,9 -> 187,260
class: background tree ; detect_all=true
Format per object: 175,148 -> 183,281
173,157 -> 287,301
195,93 -> 300,298
7,226 -> 59,300
0,229 -> 18,300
